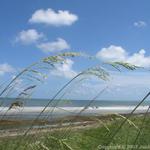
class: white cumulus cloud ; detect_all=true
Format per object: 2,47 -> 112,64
37,38 -> 70,53
127,49 -> 150,67
96,45 -> 150,67
50,59 -> 77,79
29,8 -> 78,26
96,45 -> 127,62
0,63 -> 15,76
16,29 -> 44,44
134,21 -> 147,28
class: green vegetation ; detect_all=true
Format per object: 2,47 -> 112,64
0,115 -> 150,150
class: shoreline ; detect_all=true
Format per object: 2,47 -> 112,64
0,106 -> 149,120
0,106 -> 149,114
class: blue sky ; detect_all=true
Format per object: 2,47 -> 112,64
1,0 -> 150,100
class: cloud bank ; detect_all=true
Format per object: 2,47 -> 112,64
50,59 -> 77,79
0,63 -> 15,76
96,45 -> 150,67
134,21 -> 147,28
37,38 -> 70,53
29,8 -> 78,26
16,29 -> 44,44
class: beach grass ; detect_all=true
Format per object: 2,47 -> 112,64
0,114 -> 150,150
0,52 -> 149,149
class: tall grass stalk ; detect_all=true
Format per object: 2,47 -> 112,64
132,105 -> 150,149
103,91 -> 150,146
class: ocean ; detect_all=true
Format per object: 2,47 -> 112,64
1,98 -> 150,107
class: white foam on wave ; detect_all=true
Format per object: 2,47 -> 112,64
0,106 -> 149,115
